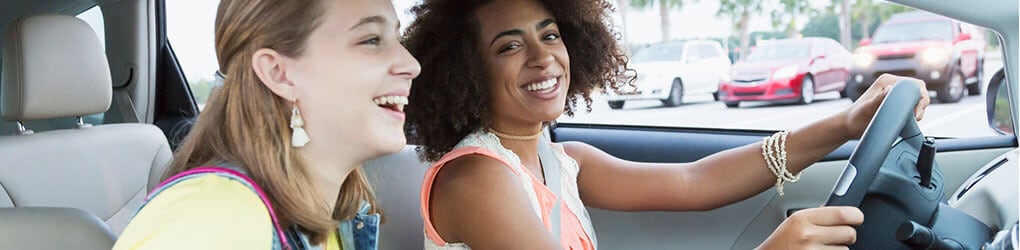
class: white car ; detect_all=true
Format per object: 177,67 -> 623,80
606,40 -> 731,109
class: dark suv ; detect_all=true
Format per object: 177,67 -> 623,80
847,11 -> 985,103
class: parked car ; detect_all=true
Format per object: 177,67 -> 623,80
606,40 -> 730,109
847,11 -> 986,103
718,37 -> 852,108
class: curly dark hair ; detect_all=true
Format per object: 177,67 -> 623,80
403,0 -> 631,162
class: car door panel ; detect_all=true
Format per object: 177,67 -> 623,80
553,124 -> 1016,249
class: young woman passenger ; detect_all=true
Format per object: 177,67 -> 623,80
114,0 -> 420,249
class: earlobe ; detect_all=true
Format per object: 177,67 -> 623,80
252,48 -> 295,101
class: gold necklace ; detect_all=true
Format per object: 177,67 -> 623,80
488,127 -> 542,141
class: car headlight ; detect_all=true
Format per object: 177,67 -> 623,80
920,47 -> 951,65
772,65 -> 799,80
854,52 -> 875,67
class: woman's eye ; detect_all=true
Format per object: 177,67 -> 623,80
499,43 -> 522,53
359,37 -> 381,46
543,33 -> 560,41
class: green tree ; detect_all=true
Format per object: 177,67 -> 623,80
821,0 -> 852,48
851,0 -> 911,41
189,78 -> 215,106
802,11 -> 881,50
770,0 -> 810,37
718,0 -> 765,58
630,0 -> 689,41
851,0 -> 877,40
801,13 -> 840,42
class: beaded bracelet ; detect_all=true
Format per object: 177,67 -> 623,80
761,131 -> 800,195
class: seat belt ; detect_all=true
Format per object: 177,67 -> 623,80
537,132 -> 562,241
112,88 -> 140,123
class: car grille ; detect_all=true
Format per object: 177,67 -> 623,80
732,71 -> 770,83
877,53 -> 915,60
733,91 -> 765,96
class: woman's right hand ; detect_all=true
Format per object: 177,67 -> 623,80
757,206 -> 864,250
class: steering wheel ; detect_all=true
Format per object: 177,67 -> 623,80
824,81 -> 993,249
825,80 -> 924,208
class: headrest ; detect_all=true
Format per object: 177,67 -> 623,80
2,14 -> 112,121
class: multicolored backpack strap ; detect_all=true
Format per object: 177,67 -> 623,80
145,166 -> 292,249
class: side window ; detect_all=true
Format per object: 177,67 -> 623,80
167,0 -> 220,110
685,46 -> 702,63
811,43 -> 823,58
78,6 -> 105,48
700,45 -> 714,58
708,45 -> 723,59
700,45 -> 714,59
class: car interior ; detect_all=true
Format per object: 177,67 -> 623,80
0,0 -> 1016,249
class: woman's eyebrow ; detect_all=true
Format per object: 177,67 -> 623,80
350,15 -> 386,31
488,19 -> 556,47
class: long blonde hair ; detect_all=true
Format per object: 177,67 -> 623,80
164,0 -> 378,242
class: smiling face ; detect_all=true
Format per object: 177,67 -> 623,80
474,0 -> 570,130
285,0 -> 421,158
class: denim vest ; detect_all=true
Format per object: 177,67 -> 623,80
284,201 -> 380,250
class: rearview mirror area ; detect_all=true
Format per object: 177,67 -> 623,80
987,68 -> 1015,135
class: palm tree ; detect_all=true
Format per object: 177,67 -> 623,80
630,0 -> 688,41
771,0 -> 810,37
823,0 -> 850,48
851,0 -> 876,40
718,0 -> 764,58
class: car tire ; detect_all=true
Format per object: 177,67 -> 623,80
847,82 -> 864,102
799,76 -> 815,105
936,69 -> 965,103
713,91 -> 720,101
608,100 -> 625,109
662,79 -> 683,107
967,59 -> 984,96
724,101 -> 739,108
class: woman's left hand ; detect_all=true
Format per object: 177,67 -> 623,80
842,73 -> 930,140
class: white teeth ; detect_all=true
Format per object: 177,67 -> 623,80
525,78 -> 557,91
373,95 -> 408,112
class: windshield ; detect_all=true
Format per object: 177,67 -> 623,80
631,45 -> 683,62
743,42 -> 810,62
872,20 -> 953,44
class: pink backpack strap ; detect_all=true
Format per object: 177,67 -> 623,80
148,166 -> 291,249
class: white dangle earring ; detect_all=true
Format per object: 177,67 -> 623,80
290,100 -> 310,147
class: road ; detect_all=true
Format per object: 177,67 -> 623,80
560,57 -> 1005,138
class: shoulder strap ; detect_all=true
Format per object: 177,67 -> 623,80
537,133 -> 562,242
149,166 -> 292,249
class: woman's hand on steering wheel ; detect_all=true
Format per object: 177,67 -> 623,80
843,74 -> 930,140
757,206 -> 865,250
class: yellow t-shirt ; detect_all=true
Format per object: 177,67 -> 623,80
113,175 -> 343,250
113,175 -> 274,249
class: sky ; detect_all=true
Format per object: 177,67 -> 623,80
162,0 -> 844,83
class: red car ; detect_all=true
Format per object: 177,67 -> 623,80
847,11 -> 986,103
718,38 -> 852,108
